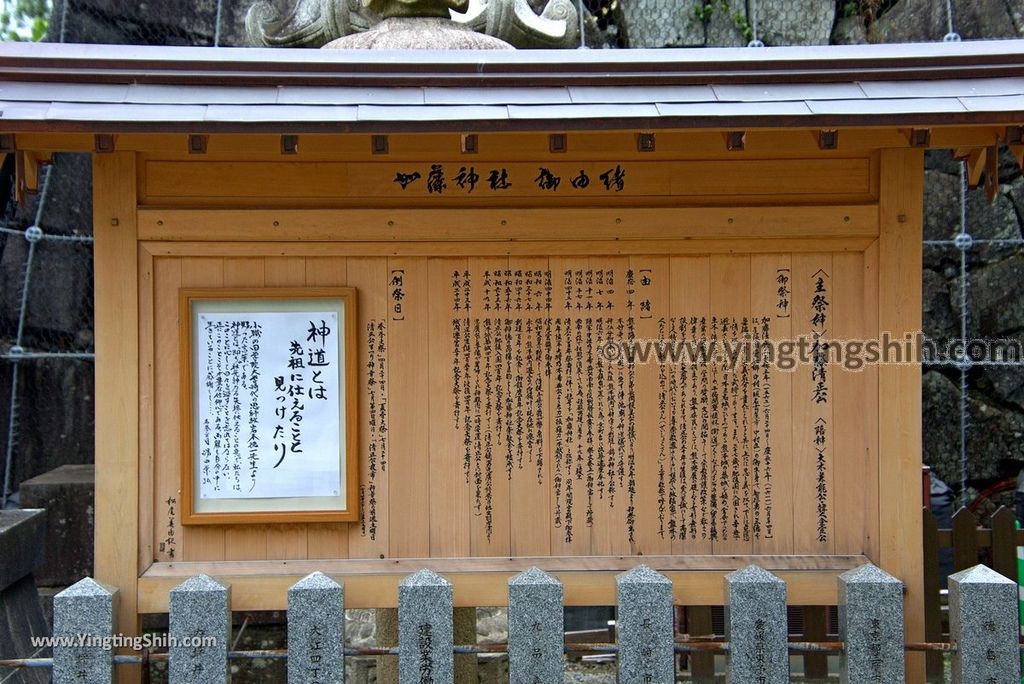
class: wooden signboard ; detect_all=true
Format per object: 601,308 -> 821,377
77,133 -> 925,679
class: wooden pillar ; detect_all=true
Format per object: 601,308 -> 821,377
92,151 -> 140,683
878,147 -> 925,683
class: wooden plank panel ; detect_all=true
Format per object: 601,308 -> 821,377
631,256 -> 671,556
304,256 -> 350,560
93,152 -> 141,658
669,159 -> 871,196
878,148 -> 925,683
600,256 -> 632,556
468,256 -> 511,557
153,257 -> 182,564
386,257 -> 430,558
263,257 -> 309,561
791,253 -> 835,555
750,254 -> 795,554
427,257 -> 471,558
548,256 -> 590,557
580,257 -> 615,558
508,256 -> 551,557
710,255 -> 752,555
670,256 -> 713,555
832,252 -> 868,555
346,258 -> 390,559
179,257 -> 226,562
138,246 -> 155,573
221,258 -> 269,562
862,240 -> 881,562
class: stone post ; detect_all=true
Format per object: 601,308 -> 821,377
837,563 -> 904,684
724,564 -> 788,683
168,574 -> 231,684
948,564 -> 1020,684
52,577 -> 118,684
615,565 -> 674,683
398,569 -> 453,684
508,567 -> 563,684
288,571 -> 344,684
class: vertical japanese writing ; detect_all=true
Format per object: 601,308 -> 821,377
364,319 -> 387,540
159,496 -> 177,559
776,268 -> 791,318
306,623 -> 324,684
391,269 -> 406,321
657,316 -> 668,539
417,623 -> 434,684
761,316 -> 774,539
811,269 -> 830,543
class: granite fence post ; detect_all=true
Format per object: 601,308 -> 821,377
507,567 -> 563,684
52,577 -> 118,684
949,564 -> 1020,684
398,569 -> 453,684
724,564 -> 788,684
837,563 -> 904,684
168,574 -> 231,684
288,571 -> 344,684
615,565 -> 674,684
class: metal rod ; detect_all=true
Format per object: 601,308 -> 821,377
213,0 -> 224,47
2,640 -> 983,670
957,160 -> 970,509
0,353 -> 95,360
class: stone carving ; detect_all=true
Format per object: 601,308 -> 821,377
366,0 -> 469,17
455,0 -> 579,49
247,0 -> 578,49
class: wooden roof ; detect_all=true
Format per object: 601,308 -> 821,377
0,40 -> 1022,133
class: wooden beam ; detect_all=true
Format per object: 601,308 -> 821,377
137,205 -> 879,243
137,558 -> 865,612
12,126 -> 1006,159
878,147 -> 925,683
93,151 -> 140,683
139,237 -> 877,258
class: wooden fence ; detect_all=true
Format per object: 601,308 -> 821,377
923,505 -> 1023,681
4,559 -> 1016,683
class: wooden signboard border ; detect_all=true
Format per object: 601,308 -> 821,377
178,287 -> 360,525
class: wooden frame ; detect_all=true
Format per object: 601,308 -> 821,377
178,287 -> 359,525
67,130 -> 931,682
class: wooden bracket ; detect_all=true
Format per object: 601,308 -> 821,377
984,144 -> 999,202
281,135 -> 299,155
725,131 -> 746,151
818,129 -> 839,150
14,150 -> 52,205
1010,145 -> 1024,173
1006,125 -> 1024,172
188,135 -> 208,154
953,147 -> 986,188
909,128 -> 931,147
94,134 -> 115,153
